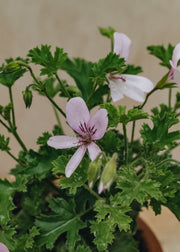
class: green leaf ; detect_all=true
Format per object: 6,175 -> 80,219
0,179 -> 15,226
140,105 -> 180,151
0,226 -> 16,251
101,103 -> 149,127
98,26 -> 116,39
58,157 -> 89,194
109,231 -> 139,252
36,197 -> 86,249
62,58 -> 93,101
0,134 -> 10,151
147,44 -> 174,69
100,103 -> 119,127
92,52 -> 125,83
28,45 -> 68,76
116,165 -> 163,206
91,219 -> 115,251
165,186 -> 180,220
118,106 -> 149,125
36,132 -> 52,145
94,198 -> 131,231
52,155 -> 69,175
123,64 -> 142,75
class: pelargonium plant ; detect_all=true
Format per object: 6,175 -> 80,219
0,26 -> 180,252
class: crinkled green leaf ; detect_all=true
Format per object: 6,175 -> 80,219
141,105 -> 180,151
100,103 -> 119,127
62,58 -> 93,101
123,64 -> 142,75
91,219 -> 115,251
147,44 -> 174,68
92,52 -> 125,84
58,157 -> 89,194
0,179 -> 15,226
36,197 -> 86,249
116,165 -> 163,206
28,45 -> 67,76
94,198 -> 131,232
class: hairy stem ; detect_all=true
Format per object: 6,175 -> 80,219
8,86 -> 16,127
123,124 -> 128,164
54,73 -> 71,98
83,184 -> 102,200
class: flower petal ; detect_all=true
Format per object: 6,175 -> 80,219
66,97 -> 90,135
113,32 -> 131,62
88,109 -> 108,140
87,142 -> 101,161
47,136 -> 81,149
109,78 -> 125,102
171,43 -> 180,69
65,145 -> 86,177
0,243 -> 9,252
122,74 -> 154,92
109,74 -> 153,102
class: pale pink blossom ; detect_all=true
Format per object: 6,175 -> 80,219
169,43 -> 180,81
0,243 -> 9,252
47,97 -> 108,177
108,32 -> 154,102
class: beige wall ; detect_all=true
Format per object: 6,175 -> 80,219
0,1 -> 180,250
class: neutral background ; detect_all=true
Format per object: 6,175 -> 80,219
0,0 -> 180,251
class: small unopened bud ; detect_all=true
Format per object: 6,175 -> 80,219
4,61 -> 21,73
98,153 -> 118,194
22,89 -> 33,108
88,153 -> 103,189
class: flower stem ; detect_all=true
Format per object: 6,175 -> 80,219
8,86 -> 16,127
12,129 -> 27,152
45,91 -> 66,117
123,123 -> 128,164
83,184 -> 102,200
131,121 -> 135,144
6,150 -> 21,164
54,73 -> 71,98
0,118 -> 11,132
22,63 -> 66,118
168,87 -> 172,109
52,105 -> 64,134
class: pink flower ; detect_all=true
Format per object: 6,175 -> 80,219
47,97 -> 108,177
169,43 -> 180,80
0,243 -> 9,252
108,32 -> 154,102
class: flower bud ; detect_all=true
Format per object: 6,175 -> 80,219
98,153 -> 118,194
4,61 -> 21,73
22,89 -> 33,108
87,153 -> 103,189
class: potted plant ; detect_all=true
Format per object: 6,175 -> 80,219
0,26 -> 179,252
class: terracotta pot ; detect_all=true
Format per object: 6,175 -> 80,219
137,217 -> 163,252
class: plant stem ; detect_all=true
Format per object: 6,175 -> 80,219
83,184 -> 102,200
8,86 -> 16,127
6,150 -> 21,164
12,129 -> 27,152
0,118 -> 11,131
168,87 -> 172,109
123,124 -> 128,164
45,91 -> 66,117
23,64 -> 66,118
52,105 -> 64,134
131,121 -> 135,144
54,73 -> 71,98
156,158 -> 180,168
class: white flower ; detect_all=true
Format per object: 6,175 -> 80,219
108,32 -> 154,102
